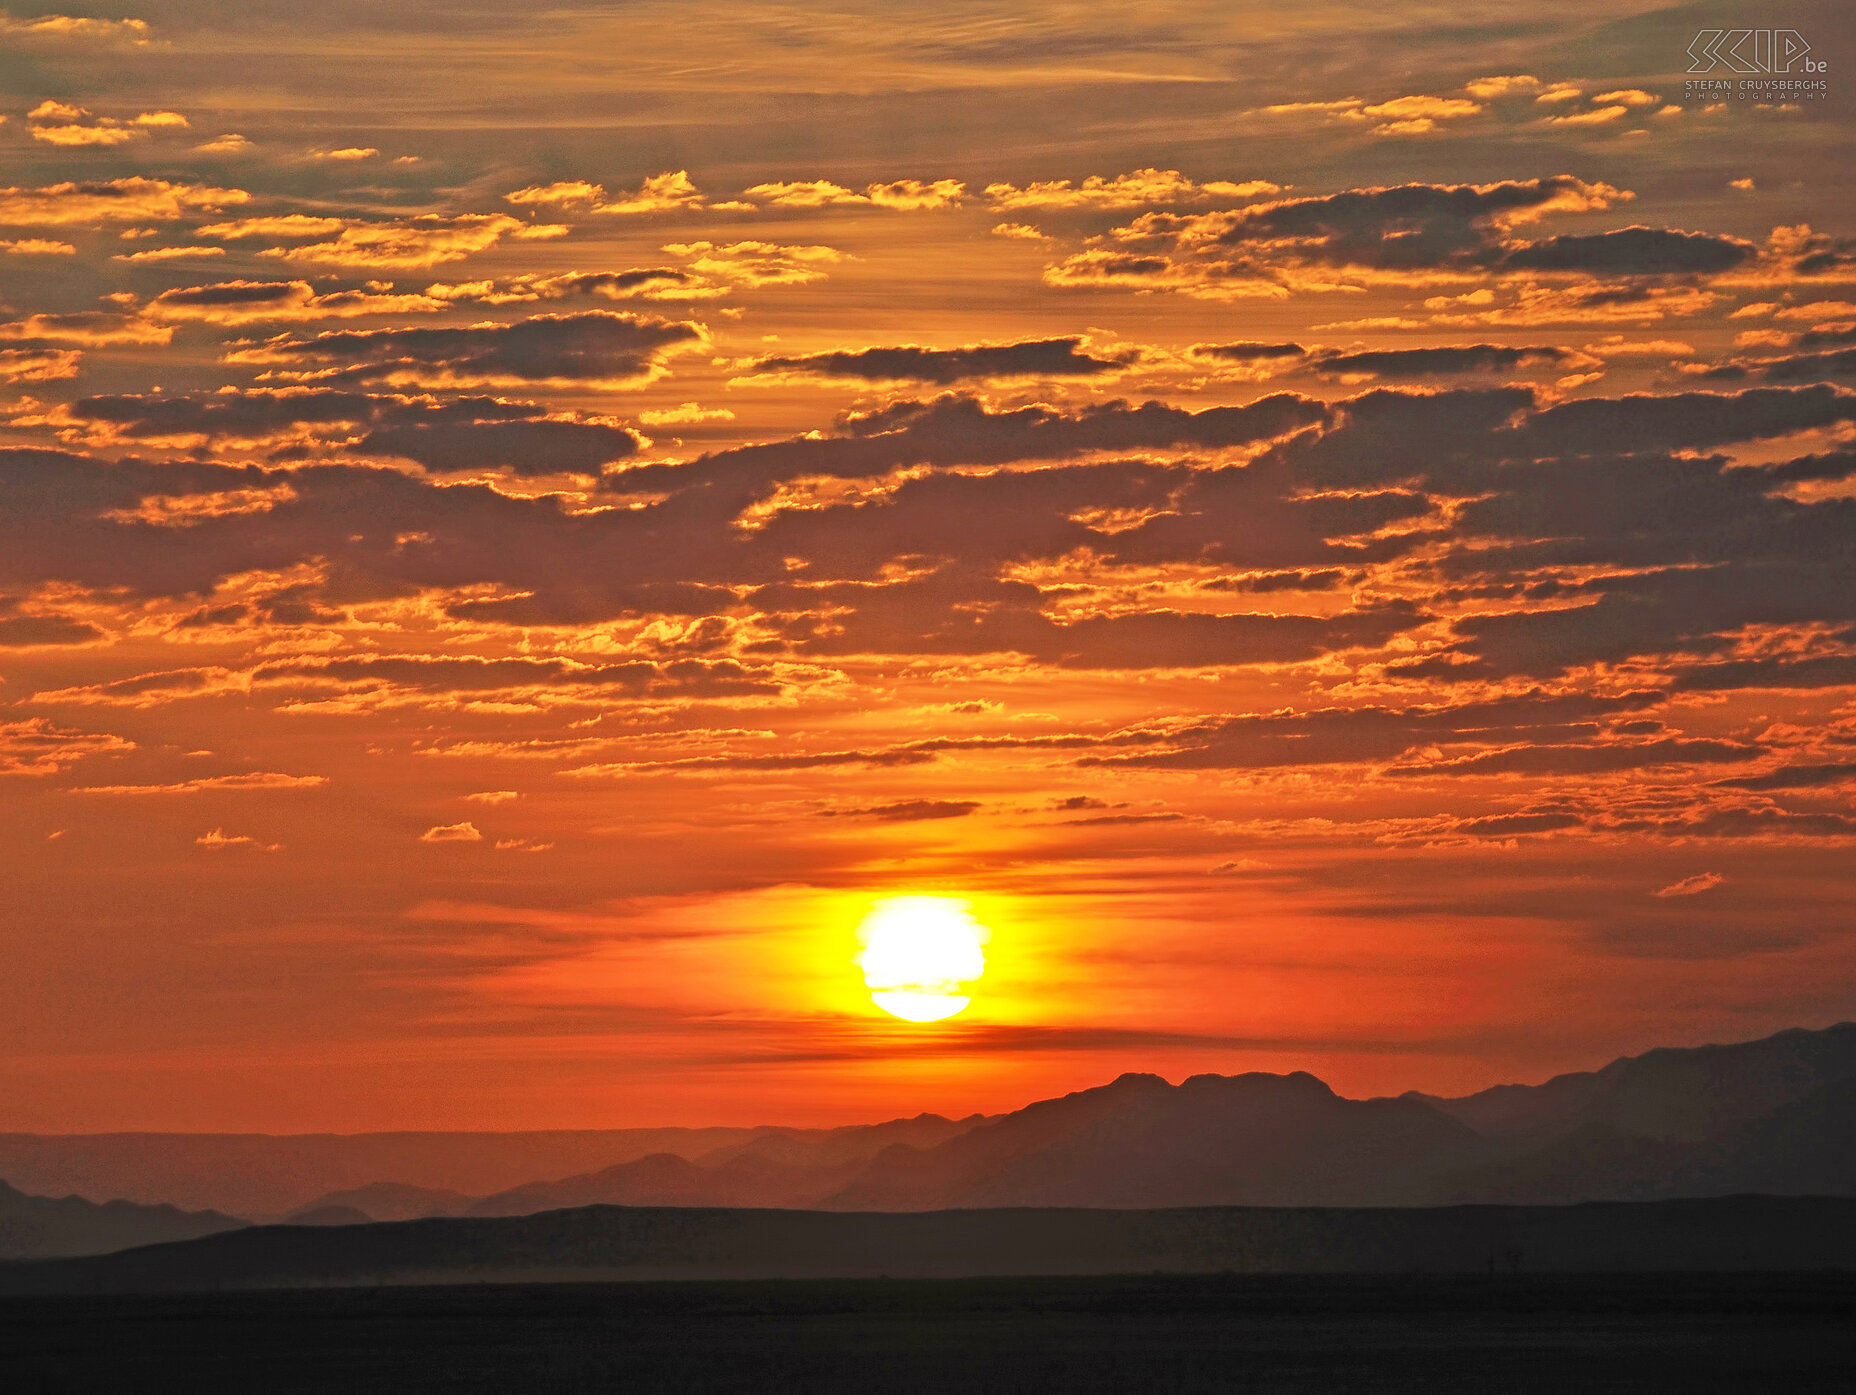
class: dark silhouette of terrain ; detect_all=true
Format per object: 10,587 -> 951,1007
7,1274 -> 1853,1394
832,1070 -> 1488,1210
1410,1021 -> 1856,1142
0,1113 -> 984,1219
1,1196 -> 1852,1294
0,1179 -> 244,1259
5,1023 -> 1852,1252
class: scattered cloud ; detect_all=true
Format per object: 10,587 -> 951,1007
1653,872 -> 1725,898
421,820 -> 483,842
196,827 -> 281,851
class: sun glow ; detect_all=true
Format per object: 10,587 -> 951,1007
856,896 -> 988,1022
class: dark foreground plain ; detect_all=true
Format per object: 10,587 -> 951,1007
4,1273 -> 1854,1393
4,1195 -> 1853,1293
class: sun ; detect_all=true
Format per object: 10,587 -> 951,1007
855,896 -> 988,1022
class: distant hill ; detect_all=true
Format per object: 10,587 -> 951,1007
2,1197 -> 1852,1294
283,1182 -> 474,1223
1409,1023 -> 1856,1143
467,1112 -> 982,1216
830,1071 -> 1491,1210
0,1115 -> 986,1220
7,1024 -> 1853,1222
0,1179 -> 246,1260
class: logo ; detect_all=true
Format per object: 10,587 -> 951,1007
1687,30 -> 1822,73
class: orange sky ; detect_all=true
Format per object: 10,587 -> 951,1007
1,0 -> 1853,1131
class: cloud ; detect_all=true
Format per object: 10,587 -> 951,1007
196,827 -> 281,851
427,268 -> 720,305
639,402 -> 734,426
1392,740 -> 1759,778
743,178 -> 966,210
0,177 -> 247,226
112,245 -> 227,263
360,417 -> 644,476
1046,176 -> 1643,298
1191,341 -> 1307,363
1260,94 -> 1483,137
420,821 -> 483,842
0,613 -> 106,646
0,718 -> 133,776
1085,692 -> 1664,772
505,181 -> 604,208
197,215 -> 348,239
824,799 -> 982,821
74,772 -> 327,794
47,388 -> 644,473
1301,344 -> 1579,380
745,180 -> 869,207
0,348 -> 82,381
1653,872 -> 1724,898
255,215 -> 567,270
225,311 -> 708,389
741,336 -> 1139,384
1544,105 -> 1630,127
985,169 -> 1280,209
865,179 -> 966,210
1715,763 -> 1856,791
506,171 -> 704,215
145,279 -> 445,324
1501,227 -> 1756,275
463,790 -> 520,804
0,238 -> 75,255
0,14 -> 151,44
662,240 -> 843,287
26,101 -> 189,146
1465,75 -> 1541,99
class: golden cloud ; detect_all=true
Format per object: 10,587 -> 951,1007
257,215 -> 567,269
0,177 -> 247,226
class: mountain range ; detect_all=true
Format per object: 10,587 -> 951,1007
0,1180 -> 243,1260
2,1022 -> 1851,1257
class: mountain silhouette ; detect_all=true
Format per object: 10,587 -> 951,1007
6,1024 -> 1853,1237
0,1178 -> 245,1259
1408,1023 -> 1856,1142
829,1071 -> 1490,1209
467,1112 -> 982,1215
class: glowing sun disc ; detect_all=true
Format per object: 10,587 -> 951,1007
871,991 -> 971,1023
856,895 -> 987,1022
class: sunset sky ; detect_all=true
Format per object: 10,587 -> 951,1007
2,0 -> 1853,1132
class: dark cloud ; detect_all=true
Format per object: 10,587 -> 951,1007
0,613 -> 105,646
1199,176 -> 1615,270
231,311 -> 706,387
1452,811 -> 1584,836
1393,738 -> 1761,778
1500,227 -> 1756,275
1510,385 -> 1856,457
1085,692 -> 1662,771
63,388 -> 643,475
1715,763 -> 1856,791
152,280 -> 307,309
255,653 -> 777,699
1191,341 -> 1306,362
745,336 -> 1136,384
1304,344 -> 1575,380
360,419 -> 642,475
1748,348 -> 1856,383
823,799 -> 981,821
